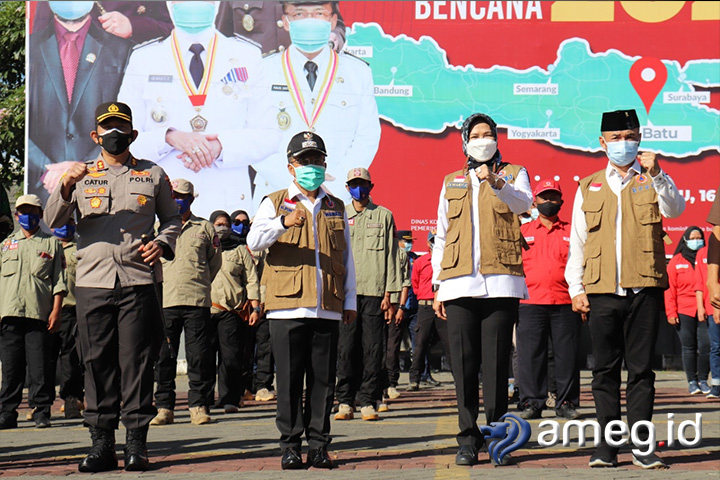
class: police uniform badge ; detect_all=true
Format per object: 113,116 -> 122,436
151,108 -> 167,124
190,114 -> 208,132
242,14 -> 254,32
137,195 -> 147,206
277,108 -> 291,130
90,197 -> 102,209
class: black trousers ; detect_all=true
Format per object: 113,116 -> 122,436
155,306 -> 214,409
254,317 -> 275,391
385,311 -> 413,387
516,304 -> 581,410
270,318 -> 339,450
446,297 -> 517,448
75,283 -> 160,429
336,295 -> 384,407
409,305 -> 451,384
0,318 -> 54,416
587,289 -> 662,444
210,311 -> 246,407
242,322 -> 257,393
47,307 -> 85,402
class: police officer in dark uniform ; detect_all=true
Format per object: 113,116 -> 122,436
45,102 -> 181,472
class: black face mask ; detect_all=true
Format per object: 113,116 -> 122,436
537,201 -> 562,217
98,129 -> 133,155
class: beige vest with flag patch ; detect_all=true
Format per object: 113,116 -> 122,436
438,165 -> 525,281
579,170 -> 668,294
262,189 -> 347,313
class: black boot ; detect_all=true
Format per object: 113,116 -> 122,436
124,425 -> 150,471
78,426 -> 118,472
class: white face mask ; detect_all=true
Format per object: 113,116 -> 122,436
605,140 -> 639,167
466,138 -> 497,162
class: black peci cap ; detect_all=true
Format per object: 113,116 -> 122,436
600,109 -> 639,132
95,102 -> 132,125
287,131 -> 327,158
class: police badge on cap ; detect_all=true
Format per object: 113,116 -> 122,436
287,131 -> 328,157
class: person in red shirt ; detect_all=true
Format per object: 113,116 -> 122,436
694,245 -> 720,398
516,179 -> 582,420
408,231 -> 450,391
666,226 -> 711,395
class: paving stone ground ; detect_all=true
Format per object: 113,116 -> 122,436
0,371 -> 717,479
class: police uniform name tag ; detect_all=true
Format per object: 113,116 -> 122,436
149,75 -> 173,82
272,84 -> 289,92
367,223 -> 383,228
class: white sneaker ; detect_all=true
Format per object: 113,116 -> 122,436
387,387 -> 401,400
255,388 -> 276,402
361,405 -> 379,421
334,403 -> 354,420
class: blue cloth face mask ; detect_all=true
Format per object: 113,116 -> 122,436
288,18 -> 332,53
17,213 -> 40,231
172,2 -> 216,35
605,140 -> 639,167
686,238 -> 704,251
294,164 -> 325,191
49,1 -> 94,21
403,242 -> 413,253
175,198 -> 192,214
232,222 -> 248,236
348,185 -> 371,201
53,223 -> 76,240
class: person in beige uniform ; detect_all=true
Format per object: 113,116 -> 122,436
336,167 -> 400,421
0,194 -> 66,430
151,179 -> 222,426
208,209 -> 261,412
45,102 -> 181,473
47,218 -> 85,419
565,109 -> 685,470
247,131 -> 356,470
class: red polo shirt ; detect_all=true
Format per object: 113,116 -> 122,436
665,253 -> 699,318
520,218 -> 571,305
411,252 -> 434,301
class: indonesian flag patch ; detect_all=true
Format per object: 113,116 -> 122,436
589,183 -> 602,192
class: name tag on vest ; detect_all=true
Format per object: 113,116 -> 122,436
272,84 -> 289,92
323,211 -> 343,218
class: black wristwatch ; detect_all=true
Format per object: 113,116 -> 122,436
280,214 -> 288,229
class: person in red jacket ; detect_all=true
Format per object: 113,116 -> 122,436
694,245 -> 720,398
516,179 -> 582,420
665,226 -> 710,395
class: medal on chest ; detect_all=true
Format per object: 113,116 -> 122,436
171,32 -> 218,133
281,49 -> 338,132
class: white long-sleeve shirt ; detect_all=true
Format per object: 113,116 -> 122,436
247,182 -> 357,320
565,160 -> 686,298
432,167 -> 533,302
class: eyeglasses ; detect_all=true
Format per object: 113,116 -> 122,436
290,156 -> 325,167
233,219 -> 249,226
287,10 -> 333,21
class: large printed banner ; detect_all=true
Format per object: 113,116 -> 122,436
26,1 -> 720,251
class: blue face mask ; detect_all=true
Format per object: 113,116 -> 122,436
288,18 -> 332,53
175,198 -> 192,215
53,223 -> 76,240
232,222 -> 249,236
348,185 -> 371,202
605,140 -> 639,167
17,213 -> 40,231
172,2 -> 216,35
49,1 -> 93,21
686,238 -> 704,251
294,164 -> 325,191
403,242 -> 413,253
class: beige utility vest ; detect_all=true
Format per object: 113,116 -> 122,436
438,165 -> 524,281
262,190 -> 347,313
579,170 -> 668,293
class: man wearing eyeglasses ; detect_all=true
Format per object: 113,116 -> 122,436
252,1 -> 380,209
247,131 -> 356,470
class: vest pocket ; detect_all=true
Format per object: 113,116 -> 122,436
271,265 -> 301,297
130,184 -> 156,214
495,225 -> 521,266
635,200 -> 661,225
1,253 -> 18,276
32,254 -> 53,280
332,262 -> 346,300
636,237 -> 664,278
366,229 -> 385,250
445,186 -> 467,219
440,242 -> 459,270
583,244 -> 602,285
327,221 -> 347,251
582,197 -> 604,232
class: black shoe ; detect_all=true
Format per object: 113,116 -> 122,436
78,427 -> 118,472
0,411 -> 18,429
455,445 -> 479,466
307,447 -> 334,469
281,447 -> 304,470
588,445 -> 618,468
555,402 -> 580,420
519,404 -> 542,419
407,383 -> 419,391
632,452 -> 667,469
33,411 -> 51,428
423,375 -> 442,387
124,426 -> 150,471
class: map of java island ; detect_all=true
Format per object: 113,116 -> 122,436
346,23 -> 720,158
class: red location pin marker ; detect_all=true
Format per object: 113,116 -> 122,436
629,57 -> 668,114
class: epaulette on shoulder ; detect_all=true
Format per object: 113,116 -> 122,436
132,36 -> 163,51
341,50 -> 370,66
233,33 -> 262,50
262,49 -> 282,59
